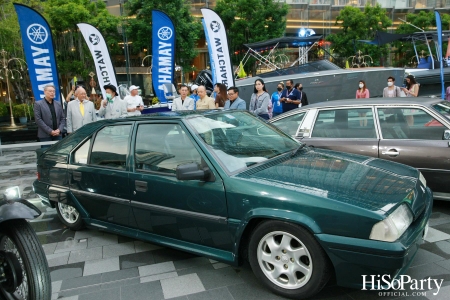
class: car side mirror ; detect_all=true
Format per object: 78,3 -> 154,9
444,129 -> 450,140
176,163 -> 210,181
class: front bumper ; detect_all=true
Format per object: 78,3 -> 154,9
316,187 -> 433,289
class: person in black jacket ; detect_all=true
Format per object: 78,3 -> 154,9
34,84 -> 66,147
295,83 -> 308,107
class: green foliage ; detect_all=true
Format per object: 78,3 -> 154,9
44,0 -> 122,77
125,0 -> 203,69
0,102 -> 8,117
151,97 -> 159,105
0,0 -> 44,56
326,4 -> 392,67
394,11 -> 450,67
215,0 -> 289,73
12,103 -> 32,118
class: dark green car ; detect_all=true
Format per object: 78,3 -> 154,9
34,110 -> 432,299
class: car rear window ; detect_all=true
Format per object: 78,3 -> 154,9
432,101 -> 450,120
45,122 -> 104,156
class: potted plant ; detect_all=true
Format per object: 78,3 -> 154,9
12,104 -> 29,124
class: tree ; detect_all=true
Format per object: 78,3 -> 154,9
0,0 -> 120,103
125,0 -> 202,71
394,11 -> 450,67
44,0 -> 122,80
326,4 -> 392,67
215,0 -> 289,74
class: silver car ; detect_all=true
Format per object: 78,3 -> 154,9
270,98 -> 450,200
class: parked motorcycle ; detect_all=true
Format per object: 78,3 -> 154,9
0,187 -> 51,300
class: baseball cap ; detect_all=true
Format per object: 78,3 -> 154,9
129,85 -> 139,92
191,84 -> 199,91
103,84 -> 117,94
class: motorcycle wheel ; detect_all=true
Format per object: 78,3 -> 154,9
0,219 -> 51,300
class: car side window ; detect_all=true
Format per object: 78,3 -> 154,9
311,108 -> 376,138
272,113 -> 305,136
135,124 -> 202,174
73,139 -> 91,164
377,108 -> 446,140
90,125 -> 131,169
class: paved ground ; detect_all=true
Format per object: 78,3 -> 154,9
2,148 -> 450,299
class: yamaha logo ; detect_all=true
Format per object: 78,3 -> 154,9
210,21 -> 220,32
158,27 -> 173,40
89,34 -> 100,45
27,24 -> 48,44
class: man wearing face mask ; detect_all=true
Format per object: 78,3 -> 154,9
382,76 -> 402,98
98,84 -> 128,119
280,79 -> 301,113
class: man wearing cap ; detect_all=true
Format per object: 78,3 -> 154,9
66,86 -> 96,134
98,84 -> 128,119
172,85 -> 194,111
190,84 -> 199,110
125,85 -> 144,116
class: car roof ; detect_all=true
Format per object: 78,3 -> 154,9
303,97 -> 441,110
93,109 -> 232,124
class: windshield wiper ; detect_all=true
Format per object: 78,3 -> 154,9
291,143 -> 306,157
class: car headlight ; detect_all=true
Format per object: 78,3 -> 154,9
369,204 -> 413,242
3,186 -> 21,200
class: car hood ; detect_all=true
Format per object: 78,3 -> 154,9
236,148 -> 424,217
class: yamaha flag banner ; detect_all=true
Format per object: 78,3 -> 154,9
152,10 -> 176,103
435,11 -> 445,99
14,4 -> 61,102
202,19 -> 216,86
201,8 -> 234,88
77,23 -> 117,99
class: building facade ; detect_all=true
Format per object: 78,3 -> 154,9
102,0 -> 450,96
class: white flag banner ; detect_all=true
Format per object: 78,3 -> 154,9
201,8 -> 234,88
77,23 -> 117,98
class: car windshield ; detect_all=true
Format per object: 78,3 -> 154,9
185,111 -> 300,173
432,101 -> 450,119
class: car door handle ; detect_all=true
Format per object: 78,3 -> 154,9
381,149 -> 400,157
135,180 -> 147,192
73,171 -> 82,181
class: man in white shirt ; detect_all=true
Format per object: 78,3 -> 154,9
172,85 -> 194,111
125,85 -> 144,116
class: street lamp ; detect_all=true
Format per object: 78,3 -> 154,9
141,55 -> 152,74
0,49 -> 27,127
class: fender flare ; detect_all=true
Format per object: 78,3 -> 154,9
0,199 -> 41,223
232,208 -> 323,256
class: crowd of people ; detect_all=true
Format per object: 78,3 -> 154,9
172,79 -> 309,121
33,75 -> 421,147
34,83 -> 145,147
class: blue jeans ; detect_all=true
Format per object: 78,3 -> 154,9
39,135 -> 62,148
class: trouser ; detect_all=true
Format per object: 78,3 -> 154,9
258,114 -> 270,120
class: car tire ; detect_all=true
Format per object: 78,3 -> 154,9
248,220 -> 331,299
56,202 -> 84,231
